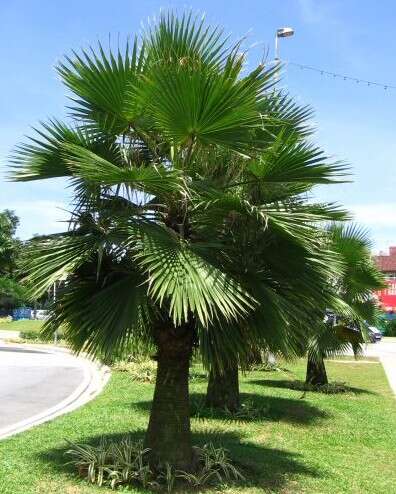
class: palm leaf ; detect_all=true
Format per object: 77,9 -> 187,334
43,270 -> 151,359
57,38 -> 146,134
62,142 -> 184,197
21,232 -> 104,298
9,120 -> 118,181
145,11 -> 231,69
247,133 -> 349,185
122,223 -> 255,325
135,57 -> 271,154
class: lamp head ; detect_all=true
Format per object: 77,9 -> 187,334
277,27 -> 294,38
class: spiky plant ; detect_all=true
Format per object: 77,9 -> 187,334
11,12 -> 347,469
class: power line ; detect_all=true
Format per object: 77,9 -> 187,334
286,61 -> 396,91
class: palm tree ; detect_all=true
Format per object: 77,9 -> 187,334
11,13 -> 347,469
305,224 -> 385,386
201,96 -> 347,411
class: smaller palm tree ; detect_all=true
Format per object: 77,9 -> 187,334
305,224 -> 385,386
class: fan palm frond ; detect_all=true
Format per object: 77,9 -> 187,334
247,133 -> 349,185
10,120 -> 118,181
57,38 -> 146,134
124,224 -> 255,326
43,269 -> 151,359
145,11 -> 231,69
62,142 -> 184,197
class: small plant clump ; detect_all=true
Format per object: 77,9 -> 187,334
289,380 -> 351,394
191,398 -> 268,422
307,381 -> 350,394
65,436 -> 243,492
112,358 -> 207,384
112,358 -> 158,383
19,326 -> 64,343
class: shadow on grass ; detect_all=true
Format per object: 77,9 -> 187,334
250,379 -> 376,395
37,429 -> 321,492
197,392 -> 330,424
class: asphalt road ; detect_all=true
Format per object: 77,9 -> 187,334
0,345 -> 85,432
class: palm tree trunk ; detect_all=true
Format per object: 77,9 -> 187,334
144,326 -> 194,470
305,353 -> 328,386
205,361 -> 240,412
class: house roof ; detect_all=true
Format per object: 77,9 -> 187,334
374,247 -> 396,273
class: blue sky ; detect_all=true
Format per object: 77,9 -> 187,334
0,0 -> 395,252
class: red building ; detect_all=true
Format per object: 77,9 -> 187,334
373,246 -> 396,312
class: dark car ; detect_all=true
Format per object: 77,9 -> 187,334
367,326 -> 382,343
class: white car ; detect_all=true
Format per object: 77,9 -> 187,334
34,309 -> 49,320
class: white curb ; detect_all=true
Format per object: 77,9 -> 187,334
0,344 -> 110,440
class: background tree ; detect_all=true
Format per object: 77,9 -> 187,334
12,13 -> 347,470
201,96 -> 347,411
0,210 -> 19,273
0,210 -> 27,311
305,224 -> 385,386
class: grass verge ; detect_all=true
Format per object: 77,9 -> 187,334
0,359 -> 395,493
0,319 -> 43,332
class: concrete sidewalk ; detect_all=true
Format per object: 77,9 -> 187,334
363,340 -> 396,396
0,330 -> 20,340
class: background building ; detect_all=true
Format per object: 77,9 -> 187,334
373,246 -> 396,317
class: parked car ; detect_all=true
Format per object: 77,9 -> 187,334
367,326 -> 382,343
34,309 -> 49,320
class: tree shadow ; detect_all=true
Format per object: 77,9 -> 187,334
250,379 -> 376,395
36,428 -> 321,492
134,392 -> 329,425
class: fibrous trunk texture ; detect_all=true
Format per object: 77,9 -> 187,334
206,361 -> 240,412
144,326 -> 194,470
305,353 -> 328,386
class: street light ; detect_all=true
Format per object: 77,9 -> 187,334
275,27 -> 294,61
274,27 -> 294,82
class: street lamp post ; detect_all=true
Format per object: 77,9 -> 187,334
53,281 -> 58,345
274,27 -> 295,81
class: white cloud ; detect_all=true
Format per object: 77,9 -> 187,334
0,199 -> 69,239
349,203 -> 396,228
348,203 -> 396,253
297,0 -> 325,24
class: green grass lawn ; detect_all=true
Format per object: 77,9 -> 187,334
0,319 -> 43,332
0,359 -> 395,494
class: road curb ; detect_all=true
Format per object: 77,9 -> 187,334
0,344 -> 110,440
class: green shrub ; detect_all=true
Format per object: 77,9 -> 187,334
191,397 -> 268,422
19,329 -> 44,341
19,326 -> 63,342
112,358 -> 157,383
383,320 -> 396,336
112,358 -> 207,384
287,380 -> 350,394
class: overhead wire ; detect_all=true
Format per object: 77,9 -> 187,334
286,61 -> 396,91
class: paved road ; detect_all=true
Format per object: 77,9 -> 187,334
0,345 -> 85,434
362,340 -> 396,395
